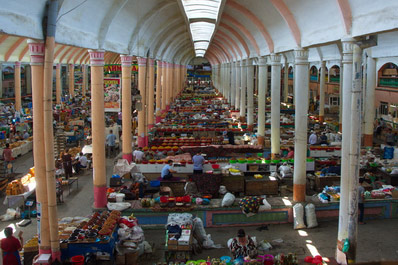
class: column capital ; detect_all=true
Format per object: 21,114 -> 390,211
15,61 -> 21,68
240,60 -> 246,67
294,48 -> 309,65
258,56 -> 268,67
120,55 -> 133,66
56,63 -> 61,69
269,53 -> 281,65
157,60 -> 163,68
148,58 -> 154,67
27,40 -> 45,66
137,57 -> 147,67
341,37 -> 355,64
88,50 -> 105,66
245,58 -> 253,66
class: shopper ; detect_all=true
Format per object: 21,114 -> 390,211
1,227 -> 23,265
385,128 -> 395,146
2,143 -> 14,173
228,229 -> 257,259
161,160 -> 176,180
308,131 -> 317,145
192,152 -> 205,174
358,178 -> 366,224
133,147 -> 145,163
227,130 -> 235,145
22,131 -> 29,140
106,130 -> 117,158
62,149 -> 73,179
319,132 -> 329,145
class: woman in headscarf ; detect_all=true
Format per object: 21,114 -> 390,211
228,229 -> 257,259
1,227 -> 23,265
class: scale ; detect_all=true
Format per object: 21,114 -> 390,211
17,200 -> 34,227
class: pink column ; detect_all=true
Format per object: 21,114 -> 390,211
165,62 -> 171,111
147,59 -> 155,130
14,61 -> 22,111
121,55 -> 133,162
89,50 -> 107,209
161,62 -> 167,113
137,57 -> 147,147
68,64 -> 74,97
55,63 -> 61,104
155,61 -> 162,123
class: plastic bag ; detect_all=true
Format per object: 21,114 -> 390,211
221,192 -> 235,207
202,234 -> 222,249
293,203 -> 306,229
0,208 -> 18,221
193,217 -> 207,243
258,198 -> 271,212
305,203 -> 318,228
107,202 -> 131,211
219,185 -> 227,195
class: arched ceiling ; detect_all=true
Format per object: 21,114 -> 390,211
1,0 -> 398,66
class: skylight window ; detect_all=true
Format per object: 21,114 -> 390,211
181,0 -> 222,57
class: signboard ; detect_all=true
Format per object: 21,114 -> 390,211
104,78 -> 121,112
104,64 -> 138,74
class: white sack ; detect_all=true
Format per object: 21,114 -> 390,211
305,203 -> 318,228
293,203 -> 306,229
221,192 -> 235,207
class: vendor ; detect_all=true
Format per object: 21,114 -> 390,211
192,152 -> 205,174
228,229 -> 257,259
319,132 -> 329,145
62,149 -> 73,179
1,227 -> 23,265
161,160 -> 176,180
74,152 -> 88,174
278,162 -> 292,178
285,146 -> 294,159
133,147 -> 144,163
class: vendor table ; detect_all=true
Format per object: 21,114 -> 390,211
160,179 -> 186,196
222,174 -> 244,194
61,228 -> 118,261
314,175 -> 340,191
190,173 -> 222,197
245,176 -> 278,196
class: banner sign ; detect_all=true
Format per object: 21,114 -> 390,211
104,64 -> 138,74
104,78 -> 121,112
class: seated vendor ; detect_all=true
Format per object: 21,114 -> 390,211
228,229 -> 257,259
161,160 -> 176,180
285,146 -> 294,159
278,162 -> 292,178
74,152 -> 88,174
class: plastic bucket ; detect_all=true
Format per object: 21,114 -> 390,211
116,193 -> 125,202
70,255 -> 84,265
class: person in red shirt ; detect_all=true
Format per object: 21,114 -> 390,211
286,146 -> 294,159
1,227 -> 23,265
2,143 -> 14,173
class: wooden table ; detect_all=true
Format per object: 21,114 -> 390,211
244,176 -> 278,196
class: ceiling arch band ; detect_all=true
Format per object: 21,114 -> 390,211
211,42 -> 232,62
336,0 -> 352,35
213,37 -> 237,59
218,22 -> 250,57
216,30 -> 243,58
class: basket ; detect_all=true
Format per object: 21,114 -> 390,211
211,164 -> 220,169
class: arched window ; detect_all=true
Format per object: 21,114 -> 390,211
329,65 -> 340,83
310,66 -> 318,82
288,66 -> 293,79
378,62 -> 398,88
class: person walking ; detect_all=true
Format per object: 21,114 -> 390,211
308,131 -> 317,145
62,149 -> 73,179
192,152 -> 205,174
106,130 -> 117,158
2,143 -> 14,173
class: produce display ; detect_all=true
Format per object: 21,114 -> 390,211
6,167 -> 35,196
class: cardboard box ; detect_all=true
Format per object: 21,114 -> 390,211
178,235 -> 190,246
181,229 -> 191,236
392,189 -> 398,199
177,244 -> 191,251
167,234 -> 178,245
167,244 -> 178,250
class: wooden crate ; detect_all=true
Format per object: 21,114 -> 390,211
222,175 -> 244,193
245,177 -> 278,195
314,175 -> 340,191
160,180 -> 186,197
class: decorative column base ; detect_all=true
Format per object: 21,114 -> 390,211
239,116 -> 245,122
39,248 -> 52,256
148,124 -> 154,130
319,116 -> 324,123
156,116 -> 161,123
52,251 -> 61,262
166,105 -> 170,111
145,136 -> 149,147
293,184 -> 306,202
363,134 -> 373,147
93,186 -> 107,209
271,153 -> 280,160
138,136 -> 146,147
258,136 -> 265,146
122,153 -> 133,163
247,124 -> 254,131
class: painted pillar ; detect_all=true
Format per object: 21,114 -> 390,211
257,56 -> 268,146
28,40 -> 51,255
82,64 -> 87,97
293,48 -> 309,202
246,58 -> 254,130
235,61 -> 241,111
284,59 -> 289,103
68,63 -> 74,97
56,64 -> 61,104
176,64 -> 181,97
336,37 -> 355,264
88,50 -> 107,209
230,62 -> 236,109
270,54 -> 281,157
156,61 -> 162,123
14,62 -> 22,112
26,65 -> 32,95
161,62 -> 167,112
121,55 -> 133,162
339,63 -> 344,132
240,60 -> 247,120
319,61 -> 326,122
165,62 -> 171,110
346,43 -> 362,263
0,63 -> 2,98
137,57 -> 147,147
364,54 -> 376,146
147,59 -> 155,130
220,64 -> 224,97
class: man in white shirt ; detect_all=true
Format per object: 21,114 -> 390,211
74,152 -> 88,174
308,131 -> 317,145
133,147 -> 144,163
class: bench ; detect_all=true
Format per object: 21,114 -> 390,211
63,177 -> 79,195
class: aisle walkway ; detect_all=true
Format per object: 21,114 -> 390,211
1,151 -> 397,264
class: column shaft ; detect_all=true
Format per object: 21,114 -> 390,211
247,59 -> 254,129
28,40 -> 51,255
235,62 -> 241,110
56,64 -> 61,104
364,55 -> 376,146
337,38 -> 354,263
89,50 -> 107,208
156,61 -> 162,123
270,54 -> 281,157
68,64 -> 74,97
161,62 -> 167,112
137,57 -> 147,147
240,61 -> 246,119
82,64 -> 87,97
284,60 -> 289,102
121,55 -> 133,162
165,63 -> 171,110
257,57 -> 268,146
339,64 -> 344,132
293,49 -> 309,202
319,61 -> 326,122
14,62 -> 22,111
147,59 -> 155,130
